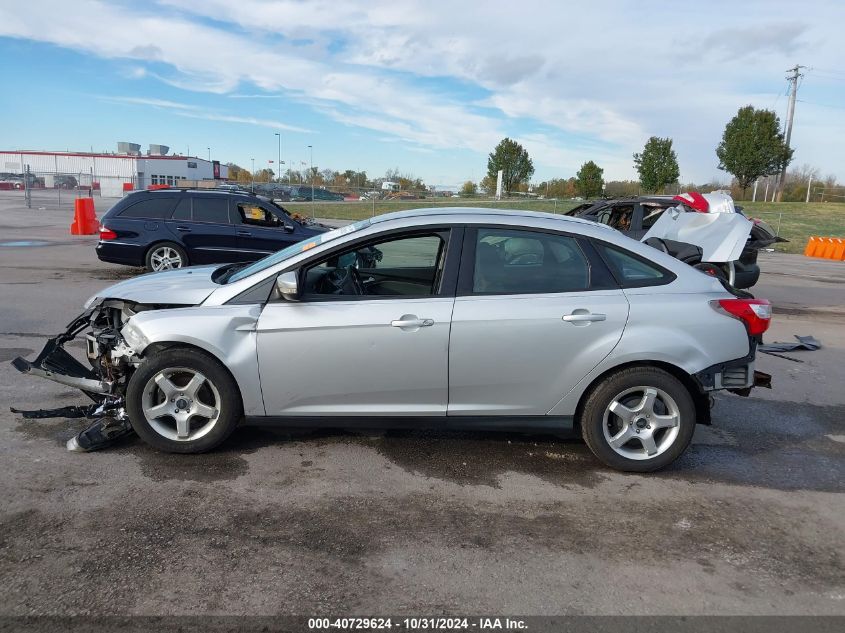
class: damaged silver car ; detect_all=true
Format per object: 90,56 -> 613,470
13,208 -> 772,472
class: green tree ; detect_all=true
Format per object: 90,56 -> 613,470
479,174 -> 497,195
633,136 -> 679,193
460,180 -> 478,196
226,162 -> 249,182
576,161 -> 604,198
486,137 -> 534,194
716,105 -> 793,196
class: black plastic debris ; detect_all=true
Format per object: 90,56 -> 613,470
67,417 -> 135,453
759,335 -> 822,353
10,398 -> 135,452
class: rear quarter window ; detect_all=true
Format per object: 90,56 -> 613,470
594,241 -> 675,288
117,196 -> 176,219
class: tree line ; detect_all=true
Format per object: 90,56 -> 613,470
477,104 -> 839,201
225,164 -> 427,192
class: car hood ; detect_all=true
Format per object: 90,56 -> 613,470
88,265 -> 220,307
642,206 -> 753,263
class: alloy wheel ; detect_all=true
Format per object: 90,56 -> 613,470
141,368 -> 221,441
602,386 -> 681,461
149,246 -> 184,271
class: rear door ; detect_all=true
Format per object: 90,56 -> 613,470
448,226 -> 629,416
232,200 -> 301,260
166,194 -> 240,264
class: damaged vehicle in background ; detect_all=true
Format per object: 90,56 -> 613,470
13,208 -> 771,472
566,192 -> 786,289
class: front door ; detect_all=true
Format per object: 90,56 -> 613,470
256,229 -> 458,416
448,227 -> 629,416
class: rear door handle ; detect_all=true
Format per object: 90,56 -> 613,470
391,315 -> 434,329
562,312 -> 606,323
237,230 -> 251,236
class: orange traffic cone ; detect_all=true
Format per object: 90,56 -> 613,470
70,198 -> 98,235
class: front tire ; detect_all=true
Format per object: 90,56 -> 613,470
145,242 -> 188,272
126,348 -> 242,453
580,367 -> 696,472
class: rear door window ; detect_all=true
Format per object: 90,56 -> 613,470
191,197 -> 230,224
170,197 -> 191,220
471,228 -> 590,294
118,197 -> 176,219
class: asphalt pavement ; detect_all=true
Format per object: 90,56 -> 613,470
0,192 -> 842,616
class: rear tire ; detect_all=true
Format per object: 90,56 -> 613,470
580,367 -> 696,472
126,348 -> 242,453
145,242 -> 188,272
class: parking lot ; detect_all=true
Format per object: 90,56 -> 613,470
0,191 -> 843,616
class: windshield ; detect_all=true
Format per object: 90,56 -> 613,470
226,219 -> 372,284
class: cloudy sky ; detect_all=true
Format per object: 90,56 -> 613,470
1,0 -> 843,186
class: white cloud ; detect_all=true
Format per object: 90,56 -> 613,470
1,0 -> 844,181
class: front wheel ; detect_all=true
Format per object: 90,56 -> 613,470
126,348 -> 242,453
580,367 -> 696,472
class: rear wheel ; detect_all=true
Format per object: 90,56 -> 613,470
580,367 -> 696,472
126,348 -> 242,453
146,242 -> 188,272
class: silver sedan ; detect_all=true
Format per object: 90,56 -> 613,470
14,208 -> 772,471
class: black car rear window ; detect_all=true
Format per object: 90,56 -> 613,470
192,197 -> 230,224
118,196 -> 176,219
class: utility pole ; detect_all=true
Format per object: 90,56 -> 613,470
776,64 -> 804,201
274,133 -> 281,184
308,145 -> 314,205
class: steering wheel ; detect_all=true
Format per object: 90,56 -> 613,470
322,265 -> 365,295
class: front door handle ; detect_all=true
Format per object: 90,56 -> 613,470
390,315 -> 435,329
562,311 -> 606,323
237,230 -> 251,236
175,225 -> 192,232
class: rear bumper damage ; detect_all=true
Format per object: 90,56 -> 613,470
694,338 -> 772,397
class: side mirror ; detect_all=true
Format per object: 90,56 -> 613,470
275,271 -> 299,301
282,222 -> 295,233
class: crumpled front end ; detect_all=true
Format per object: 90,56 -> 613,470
11,299 -> 188,450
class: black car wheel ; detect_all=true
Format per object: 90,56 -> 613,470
146,242 -> 188,272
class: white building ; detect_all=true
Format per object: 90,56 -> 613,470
0,145 -> 228,197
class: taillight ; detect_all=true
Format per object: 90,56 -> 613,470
99,226 -> 117,240
711,298 -> 772,336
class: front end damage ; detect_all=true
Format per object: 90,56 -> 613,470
11,299 -> 183,451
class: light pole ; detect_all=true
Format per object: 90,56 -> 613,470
251,158 -> 255,193
307,145 -> 314,204
274,133 -> 281,184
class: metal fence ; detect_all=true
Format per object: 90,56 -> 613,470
0,169 -> 137,209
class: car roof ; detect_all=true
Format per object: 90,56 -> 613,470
370,206 -> 616,231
